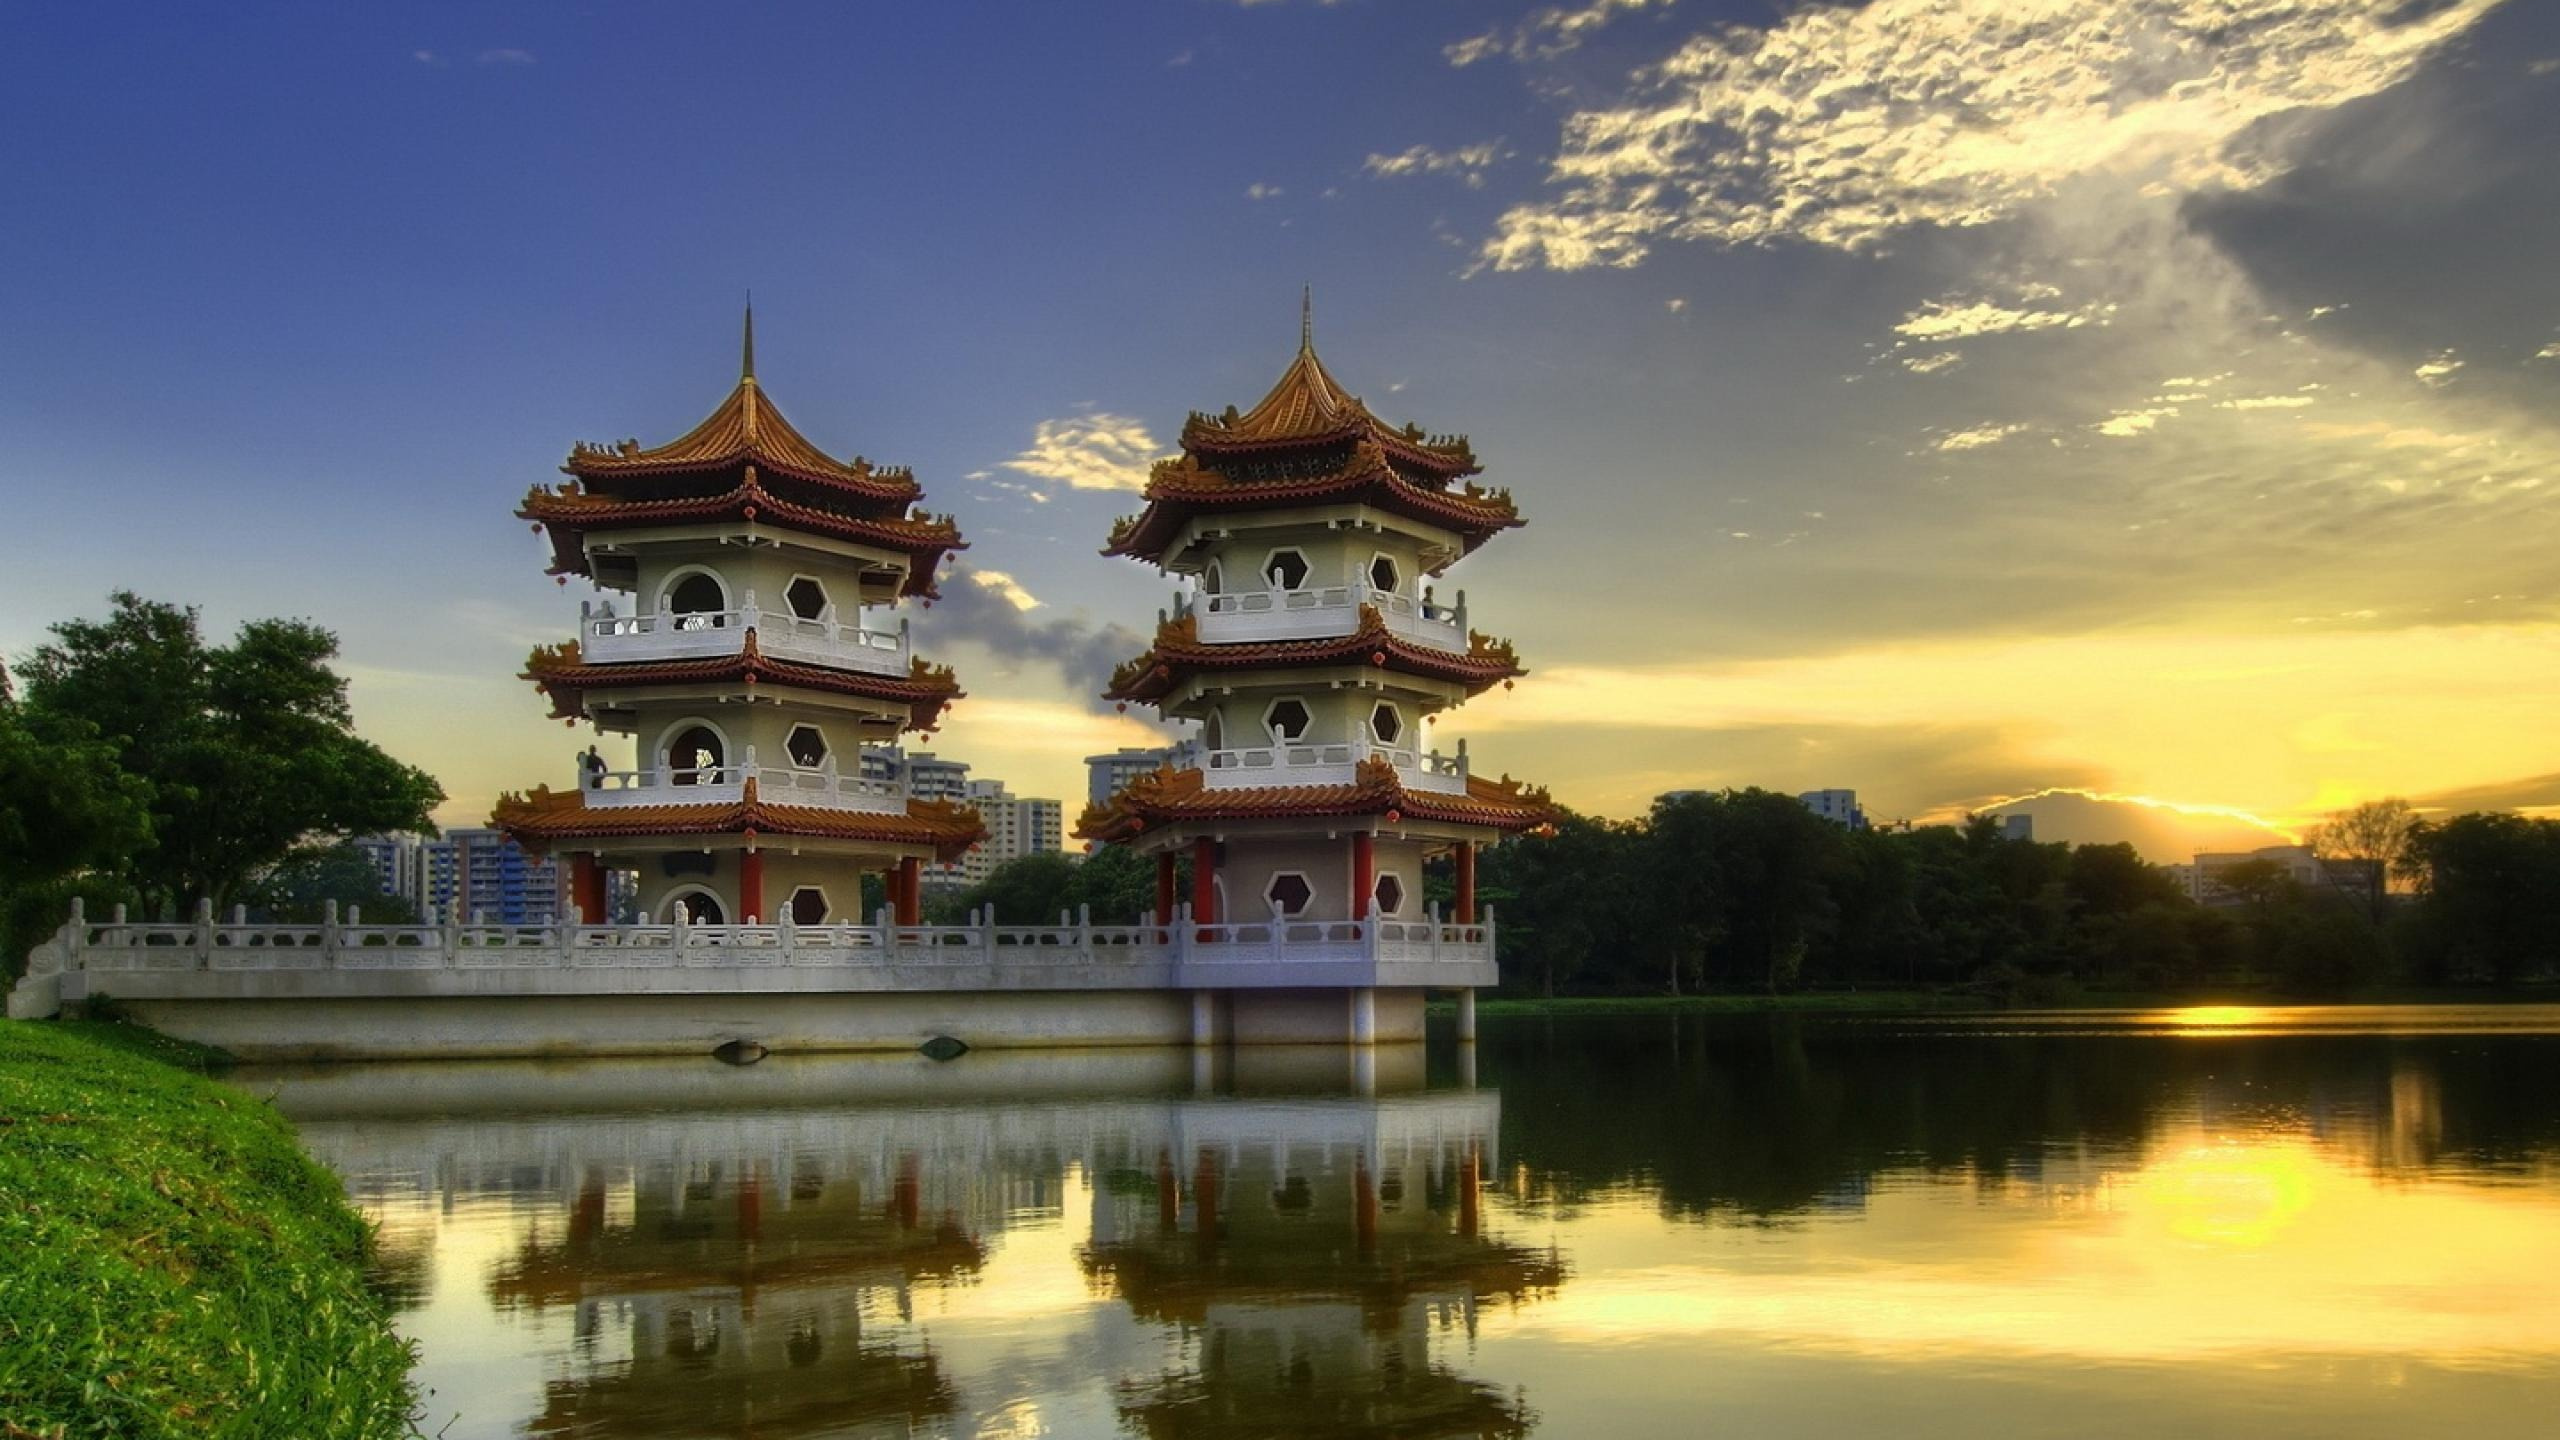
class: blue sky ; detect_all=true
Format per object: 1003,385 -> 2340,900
5,1 -> 2558,857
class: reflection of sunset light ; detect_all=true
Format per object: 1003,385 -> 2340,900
2158,1005 -> 2269,1030
2130,1142 -> 2315,1249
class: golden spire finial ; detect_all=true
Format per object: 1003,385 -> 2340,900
1300,285 -> 1314,353
741,293 -> 756,381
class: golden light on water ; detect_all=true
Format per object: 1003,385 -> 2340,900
2157,1005 -> 2273,1031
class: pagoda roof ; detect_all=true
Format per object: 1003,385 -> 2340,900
563,308 -> 923,503
523,635 -> 962,732
1102,439 -> 1520,570
1103,609 -> 1522,707
492,783 -> 986,862
520,474 -> 965,598
1074,759 -> 1556,844
1180,334 -> 1480,480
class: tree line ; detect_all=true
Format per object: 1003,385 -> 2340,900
2,593 -> 442,978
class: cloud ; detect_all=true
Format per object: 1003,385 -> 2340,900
1894,296 -> 2107,343
2094,407 -> 2177,437
2414,349 -> 2466,386
2537,341 -> 2560,361
1444,0 -> 1673,69
1936,422 -> 2029,452
999,412 -> 1164,493
475,48 -> 535,66
1971,790 -> 2297,860
411,50 -> 442,66
1664,297 -> 1687,313
911,564 -> 1147,714
2414,770 -> 2560,815
1481,0 -> 2504,269
2218,395 -> 2317,410
1363,142 -> 1507,189
1244,182 -> 1284,201
1902,351 -> 1964,375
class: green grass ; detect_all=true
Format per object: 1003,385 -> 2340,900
0,1020 -> 416,1439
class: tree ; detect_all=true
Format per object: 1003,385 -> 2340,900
0,669 -> 155,978
244,841 -> 419,924
2306,797 -> 2417,912
16,593 -> 443,912
2207,857 -> 2295,916
2402,813 -> 2560,986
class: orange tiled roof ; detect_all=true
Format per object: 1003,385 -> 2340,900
491,782 -> 985,861
564,312 -> 922,502
521,474 -> 965,597
1102,608 -> 1523,706
1102,438 -> 1521,568
1073,759 -> 1555,844
523,635 -> 962,731
1181,341 -> 1480,478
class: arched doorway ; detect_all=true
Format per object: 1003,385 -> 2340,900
664,570 -> 728,631
667,888 -> 726,925
665,724 -> 726,784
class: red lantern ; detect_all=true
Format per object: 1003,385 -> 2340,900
556,575 -> 569,587
1116,702 -> 1128,714
1370,651 -> 1387,666
1384,808 -> 1402,825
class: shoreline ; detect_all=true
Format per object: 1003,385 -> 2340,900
0,1019 -> 416,1438
1432,987 -> 2554,1018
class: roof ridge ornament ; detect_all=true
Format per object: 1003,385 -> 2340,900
1300,284 -> 1313,354
741,294 -> 756,382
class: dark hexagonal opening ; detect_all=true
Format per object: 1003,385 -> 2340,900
1263,549 -> 1310,590
786,724 -> 829,768
1369,554 -> 1400,592
1266,873 -> 1313,915
1267,699 -> 1311,741
786,576 -> 828,621
789,887 -> 829,925
1374,874 -> 1405,914
1370,703 -> 1403,745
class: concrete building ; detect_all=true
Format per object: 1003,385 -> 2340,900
2184,845 -> 2384,908
956,780 -> 1065,887
1798,789 -> 1870,830
1085,747 -> 1172,809
2000,813 -> 2034,842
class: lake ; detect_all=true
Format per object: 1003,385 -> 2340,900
242,1005 -> 2560,1438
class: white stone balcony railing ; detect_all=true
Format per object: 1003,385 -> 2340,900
6,899 -> 1498,1019
1171,737 -> 1470,795
583,745 -> 907,814
580,592 -> 909,675
1176,584 -> 1466,650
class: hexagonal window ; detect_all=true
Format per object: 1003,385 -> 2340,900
1263,548 -> 1310,591
1265,698 -> 1312,743
786,724 -> 829,768
785,576 -> 829,621
788,887 -> 829,925
1266,872 -> 1313,916
1369,553 -> 1400,593
1369,702 -> 1403,746
1374,874 -> 1405,914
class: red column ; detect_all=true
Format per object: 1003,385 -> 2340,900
1351,832 -> 1375,921
1459,1139 -> 1482,1239
896,856 -> 923,925
1191,837 -> 1218,925
739,847 -> 765,923
1154,851 -> 1177,927
571,853 -> 605,923
1454,841 -> 1477,921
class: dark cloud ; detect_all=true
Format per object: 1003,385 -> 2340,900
2414,770 -> 2560,814
912,565 -> 1145,714
2189,5 -> 2560,390
1978,792 -> 2291,862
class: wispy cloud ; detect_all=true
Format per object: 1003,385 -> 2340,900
1244,182 -> 1283,201
2414,349 -> 2466,387
1482,0 -> 2503,269
1936,422 -> 2029,453
1362,142 -> 1507,189
1445,0 -> 1674,69
1895,294 -> 2109,344
1000,412 -> 1165,493
476,48 -> 536,66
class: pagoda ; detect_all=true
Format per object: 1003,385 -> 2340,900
1078,302 -> 1553,1039
494,310 -> 984,926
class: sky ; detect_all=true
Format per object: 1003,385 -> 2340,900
3,0 -> 2557,861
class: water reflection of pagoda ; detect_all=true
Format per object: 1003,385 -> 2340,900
1084,1107 -> 1556,1438
256,1053 -> 1559,1438
499,1157 -> 973,1437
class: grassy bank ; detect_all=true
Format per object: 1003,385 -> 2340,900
0,1020 -> 415,1439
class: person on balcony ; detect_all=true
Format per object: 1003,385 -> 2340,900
580,745 -> 606,790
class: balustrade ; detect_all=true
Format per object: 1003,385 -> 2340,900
1183,583 -> 1466,649
582,744 -> 906,814
1181,736 -> 1471,794
579,591 -> 909,674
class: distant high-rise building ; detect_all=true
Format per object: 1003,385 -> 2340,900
1797,789 -> 1869,830
2183,845 -> 2382,908
1999,813 -> 2034,842
1085,747 -> 1171,809
352,829 -> 559,922
352,834 -> 423,906
953,779 -> 1064,888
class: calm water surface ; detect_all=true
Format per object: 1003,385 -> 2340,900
243,1006 -> 2560,1438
